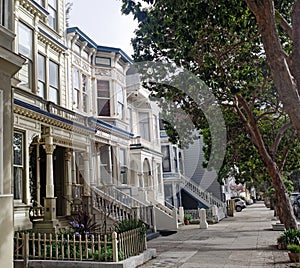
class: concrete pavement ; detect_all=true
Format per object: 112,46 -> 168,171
140,202 -> 297,268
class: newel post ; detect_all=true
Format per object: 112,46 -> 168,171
112,231 -> 118,262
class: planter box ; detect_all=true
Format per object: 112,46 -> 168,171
288,252 -> 300,262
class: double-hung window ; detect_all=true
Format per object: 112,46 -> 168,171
18,22 -> 33,89
48,0 -> 57,30
139,112 -> 150,141
82,74 -> 88,112
49,60 -> 59,104
73,68 -> 80,109
37,54 -> 46,98
162,145 -> 171,172
97,80 -> 110,116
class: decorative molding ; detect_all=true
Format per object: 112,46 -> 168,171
43,144 -> 56,154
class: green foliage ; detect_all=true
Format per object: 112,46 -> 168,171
184,214 -> 192,221
121,0 -> 300,188
93,247 -> 124,261
114,219 -> 147,234
69,210 -> 101,235
287,244 -> 300,253
277,229 -> 300,249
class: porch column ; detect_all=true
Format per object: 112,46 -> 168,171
82,151 -> 92,214
42,137 -> 57,222
43,138 -> 56,198
96,144 -> 101,186
107,145 -> 113,184
83,151 -> 90,195
36,143 -> 40,205
64,149 -> 72,215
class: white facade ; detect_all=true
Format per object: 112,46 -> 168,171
11,0 -> 166,234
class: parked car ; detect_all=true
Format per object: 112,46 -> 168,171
292,195 -> 300,217
233,198 -> 246,212
290,192 -> 300,205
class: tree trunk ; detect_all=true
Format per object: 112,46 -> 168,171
245,0 -> 300,137
235,95 -> 298,229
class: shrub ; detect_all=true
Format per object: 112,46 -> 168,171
288,244 -> 300,253
277,229 -> 300,249
69,210 -> 101,235
184,214 -> 192,221
114,219 -> 147,234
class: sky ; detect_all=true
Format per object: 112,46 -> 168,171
68,0 -> 138,58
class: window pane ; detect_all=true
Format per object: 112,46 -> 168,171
49,61 -> 58,87
14,167 -> 23,199
49,86 -> 58,103
38,54 -> 45,81
13,132 -> 23,166
162,146 -> 171,172
38,81 -> 45,98
139,112 -> 150,140
97,80 -> 109,98
48,7 -> 56,30
73,68 -> 79,89
97,99 -> 110,116
82,74 -> 87,92
18,22 -> 32,59
48,0 -> 56,8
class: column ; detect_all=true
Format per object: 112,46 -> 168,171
82,151 -> 91,214
36,143 -> 41,205
82,151 -> 90,195
42,137 -> 56,222
64,149 -> 72,215
107,145 -> 113,184
43,142 -> 56,198
96,144 -> 101,186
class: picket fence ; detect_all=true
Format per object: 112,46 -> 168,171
14,228 -> 146,264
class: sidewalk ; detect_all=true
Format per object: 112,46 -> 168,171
140,202 -> 296,268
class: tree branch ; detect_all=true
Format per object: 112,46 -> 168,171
271,122 -> 293,156
275,10 -> 292,39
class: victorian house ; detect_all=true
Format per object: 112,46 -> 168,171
12,0 -> 178,235
0,1 -> 25,267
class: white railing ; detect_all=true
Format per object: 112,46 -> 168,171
180,175 -> 225,208
14,228 -> 146,263
91,186 -> 155,231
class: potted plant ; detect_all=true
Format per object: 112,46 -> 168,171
287,244 -> 300,262
184,214 -> 192,225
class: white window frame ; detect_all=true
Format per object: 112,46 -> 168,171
97,80 -> 110,116
18,22 -> 33,89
